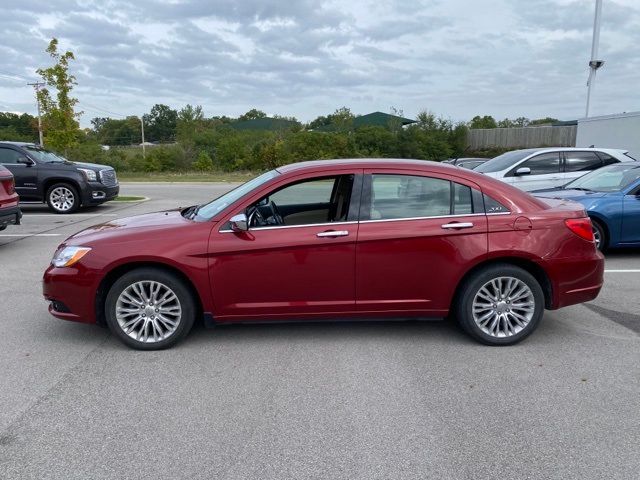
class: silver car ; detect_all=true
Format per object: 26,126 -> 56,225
475,147 -> 635,191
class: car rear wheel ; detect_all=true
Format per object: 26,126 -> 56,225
46,183 -> 79,213
591,219 -> 606,252
105,268 -> 196,350
455,264 -> 544,345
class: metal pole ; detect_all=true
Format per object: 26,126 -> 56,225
27,82 -> 45,146
140,117 -> 146,159
586,0 -> 604,117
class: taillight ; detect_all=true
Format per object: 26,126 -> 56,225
1,178 -> 15,195
564,218 -> 594,242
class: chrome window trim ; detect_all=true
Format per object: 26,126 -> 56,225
219,212 -> 513,232
359,213 -> 486,224
219,220 -> 358,234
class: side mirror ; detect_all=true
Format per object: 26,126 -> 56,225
229,213 -> 248,232
18,157 -> 34,166
515,167 -> 531,176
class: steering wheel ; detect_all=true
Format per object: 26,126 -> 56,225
247,200 -> 284,227
267,200 -> 284,225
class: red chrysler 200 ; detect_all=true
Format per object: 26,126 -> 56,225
43,159 -> 604,350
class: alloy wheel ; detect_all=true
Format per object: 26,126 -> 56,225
115,280 -> 182,343
592,226 -> 602,250
50,186 -> 76,212
471,276 -> 535,338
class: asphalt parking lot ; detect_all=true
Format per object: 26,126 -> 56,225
1,183 -> 639,480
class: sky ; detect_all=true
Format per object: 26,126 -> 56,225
1,0 -> 639,127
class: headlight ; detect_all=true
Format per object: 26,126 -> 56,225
52,246 -> 92,268
78,168 -> 97,181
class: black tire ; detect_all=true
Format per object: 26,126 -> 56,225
46,182 -> 80,214
454,264 -> 545,346
0,225 -> 6,231
591,219 -> 607,252
105,267 -> 196,350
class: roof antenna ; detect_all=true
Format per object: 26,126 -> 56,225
452,146 -> 470,165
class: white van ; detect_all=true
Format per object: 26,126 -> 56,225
474,147 -> 635,191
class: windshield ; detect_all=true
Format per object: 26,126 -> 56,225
193,170 -> 279,221
565,163 -> 640,192
25,146 -> 66,163
475,149 -> 540,173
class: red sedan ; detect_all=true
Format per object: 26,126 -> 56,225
43,159 -> 604,350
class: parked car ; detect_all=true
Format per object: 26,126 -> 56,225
0,165 -> 21,231
442,158 -> 488,170
532,162 -> 640,251
475,147 -> 635,191
43,159 -> 604,350
0,141 -> 119,213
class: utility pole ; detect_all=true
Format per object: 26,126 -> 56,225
585,0 -> 604,117
140,116 -> 146,159
27,82 -> 45,146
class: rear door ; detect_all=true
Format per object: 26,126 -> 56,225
355,169 -> 488,316
563,151 -> 604,183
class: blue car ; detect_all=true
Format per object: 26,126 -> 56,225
533,162 -> 640,251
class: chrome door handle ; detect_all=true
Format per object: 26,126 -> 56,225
316,230 -> 349,238
441,222 -> 474,229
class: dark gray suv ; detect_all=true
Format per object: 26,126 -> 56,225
0,142 -> 119,213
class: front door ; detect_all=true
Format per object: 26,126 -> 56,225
0,147 -> 38,199
209,172 -> 361,320
621,186 -> 640,244
355,170 -> 488,316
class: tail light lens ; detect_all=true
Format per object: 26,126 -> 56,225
1,178 -> 15,195
565,217 -> 594,242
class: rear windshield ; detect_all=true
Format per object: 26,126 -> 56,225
475,150 -> 540,173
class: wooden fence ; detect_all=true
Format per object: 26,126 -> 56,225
467,126 -> 577,150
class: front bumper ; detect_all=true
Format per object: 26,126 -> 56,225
43,264 -> 98,324
81,182 -> 120,206
0,204 -> 22,227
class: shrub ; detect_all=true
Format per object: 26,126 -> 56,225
193,150 -> 214,171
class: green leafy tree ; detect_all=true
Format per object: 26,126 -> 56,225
143,104 -> 178,142
238,109 -> 267,121
468,115 -> 497,129
36,38 -> 81,151
529,117 -> 559,126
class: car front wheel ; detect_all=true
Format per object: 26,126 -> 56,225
455,264 -> 545,345
46,183 -> 80,213
105,268 -> 196,350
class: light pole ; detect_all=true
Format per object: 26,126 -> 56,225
585,0 -> 604,117
140,116 -> 146,159
27,82 -> 45,146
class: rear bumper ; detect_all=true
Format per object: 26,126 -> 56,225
0,204 -> 22,227
545,251 -> 605,309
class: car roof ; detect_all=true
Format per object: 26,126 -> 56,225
0,141 -> 39,147
277,158 -> 467,174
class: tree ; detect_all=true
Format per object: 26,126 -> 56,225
468,115 -> 497,129
36,38 -> 81,152
176,104 -> 205,145
143,104 -> 178,142
238,109 -> 267,121
329,107 -> 354,132
529,117 -> 559,126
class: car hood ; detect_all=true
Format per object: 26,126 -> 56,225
531,189 -> 606,201
64,210 -> 210,246
73,161 -> 113,171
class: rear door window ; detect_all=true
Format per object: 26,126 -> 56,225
564,151 -> 603,172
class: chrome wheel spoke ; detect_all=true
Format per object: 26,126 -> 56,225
115,280 -> 181,343
472,276 -> 535,338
